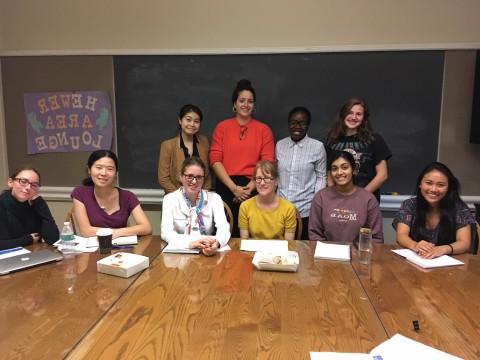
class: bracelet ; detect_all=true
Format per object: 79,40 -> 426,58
447,244 -> 454,255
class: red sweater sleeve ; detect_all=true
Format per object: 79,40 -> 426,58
260,125 -> 275,162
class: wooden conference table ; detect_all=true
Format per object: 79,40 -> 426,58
1,237 -> 479,359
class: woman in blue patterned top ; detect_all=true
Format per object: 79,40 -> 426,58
393,162 -> 475,258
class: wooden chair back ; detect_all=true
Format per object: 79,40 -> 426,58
223,201 -> 234,234
65,207 -> 77,234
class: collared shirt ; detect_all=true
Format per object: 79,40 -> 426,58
276,135 -> 327,217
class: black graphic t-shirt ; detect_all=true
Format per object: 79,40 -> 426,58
326,133 -> 392,201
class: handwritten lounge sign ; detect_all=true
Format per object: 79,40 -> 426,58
24,91 -> 113,154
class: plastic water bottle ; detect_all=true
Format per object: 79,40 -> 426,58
60,222 -> 75,251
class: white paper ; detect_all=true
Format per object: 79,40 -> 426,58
370,333 -> 462,359
310,353 -> 370,360
0,247 -> 31,260
55,235 -> 98,253
240,239 -> 288,253
163,243 -> 231,254
310,333 -> 461,360
391,249 -> 464,269
314,241 -> 350,261
217,244 -> 231,252
162,243 -> 200,254
112,235 -> 138,245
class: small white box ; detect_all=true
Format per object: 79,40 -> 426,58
97,252 -> 149,278
252,251 -> 299,272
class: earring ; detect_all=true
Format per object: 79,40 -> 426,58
232,106 -> 237,113
252,106 -> 256,114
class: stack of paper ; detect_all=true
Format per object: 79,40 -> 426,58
97,252 -> 149,278
392,249 -> 464,269
310,333 -> 461,359
314,242 -> 350,261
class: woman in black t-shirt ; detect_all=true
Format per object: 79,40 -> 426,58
326,98 -> 391,202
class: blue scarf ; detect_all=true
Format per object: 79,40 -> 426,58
182,189 -> 207,235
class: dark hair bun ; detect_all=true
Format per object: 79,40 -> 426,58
236,79 -> 252,88
232,79 -> 256,103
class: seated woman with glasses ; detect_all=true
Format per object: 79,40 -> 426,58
0,166 -> 59,250
309,151 -> 383,243
161,157 -> 231,256
239,160 -> 297,240
71,150 -> 152,238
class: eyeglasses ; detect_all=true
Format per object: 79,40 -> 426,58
183,174 -> 205,183
254,176 -> 274,184
288,120 -> 308,128
239,126 -> 248,140
14,177 -> 40,190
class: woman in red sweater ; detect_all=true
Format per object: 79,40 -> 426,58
209,79 -> 274,236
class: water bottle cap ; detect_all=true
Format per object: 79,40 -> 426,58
64,221 -> 70,225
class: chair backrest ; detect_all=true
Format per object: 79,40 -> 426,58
473,204 -> 480,255
295,208 -> 303,241
471,222 -> 479,255
223,201 -> 234,234
65,207 -> 77,234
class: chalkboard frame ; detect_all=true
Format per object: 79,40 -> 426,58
115,51 -> 444,194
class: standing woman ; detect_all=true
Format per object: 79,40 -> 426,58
326,98 -> 391,203
309,151 -> 383,243
158,104 -> 211,194
71,150 -> 152,238
393,162 -> 474,258
161,157 -> 230,256
239,161 -> 297,240
210,79 -> 275,236
0,166 -> 59,250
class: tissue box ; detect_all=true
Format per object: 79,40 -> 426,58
97,252 -> 149,278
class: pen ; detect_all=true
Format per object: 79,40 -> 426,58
112,245 -> 134,249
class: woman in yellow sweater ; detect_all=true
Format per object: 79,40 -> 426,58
239,160 -> 297,240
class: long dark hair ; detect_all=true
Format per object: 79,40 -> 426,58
82,150 -> 119,186
327,98 -> 374,144
411,162 -> 465,245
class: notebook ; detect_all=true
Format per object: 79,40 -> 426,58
0,249 -> 63,275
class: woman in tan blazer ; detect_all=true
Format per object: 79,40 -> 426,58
158,104 -> 211,193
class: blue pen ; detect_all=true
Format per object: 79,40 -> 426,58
0,247 -> 24,255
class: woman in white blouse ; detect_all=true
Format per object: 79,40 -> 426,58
161,157 -> 230,255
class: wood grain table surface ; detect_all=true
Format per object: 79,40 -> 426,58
352,243 -> 480,359
67,239 -> 388,360
4,237 -> 479,359
0,235 -> 164,360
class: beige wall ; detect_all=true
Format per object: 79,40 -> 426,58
439,51 -> 480,194
1,0 -> 480,53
